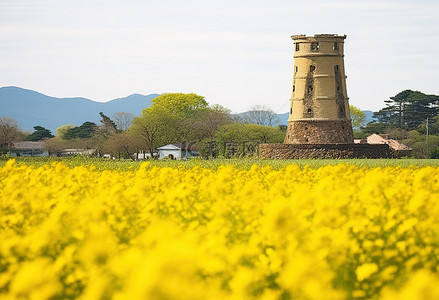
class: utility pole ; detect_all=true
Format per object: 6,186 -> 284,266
426,118 -> 430,157
426,118 -> 429,145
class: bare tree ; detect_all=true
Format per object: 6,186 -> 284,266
113,112 -> 134,132
103,132 -> 138,159
186,105 -> 231,140
240,105 -> 279,126
0,117 -> 21,151
130,113 -> 165,156
43,137 -> 66,156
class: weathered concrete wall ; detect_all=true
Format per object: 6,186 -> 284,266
258,143 -> 392,159
284,119 -> 353,144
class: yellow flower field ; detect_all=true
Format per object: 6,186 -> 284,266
1,159 -> 439,299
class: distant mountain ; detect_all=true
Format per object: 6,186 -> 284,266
363,110 -> 376,124
0,86 -> 159,133
1,86 -> 377,133
276,112 -> 289,125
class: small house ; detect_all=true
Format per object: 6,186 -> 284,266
157,143 -> 198,160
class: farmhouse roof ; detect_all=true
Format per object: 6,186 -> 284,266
157,143 -> 197,151
367,134 -> 412,151
11,141 -> 45,150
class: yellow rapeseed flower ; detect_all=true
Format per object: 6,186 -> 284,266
1,160 -> 439,299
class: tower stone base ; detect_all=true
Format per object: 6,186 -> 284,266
284,120 -> 354,144
258,143 -> 393,159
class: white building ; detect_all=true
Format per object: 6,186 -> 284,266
61,149 -> 96,156
157,143 -> 198,160
134,150 -> 156,160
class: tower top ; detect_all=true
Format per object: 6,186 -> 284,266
291,34 -> 347,41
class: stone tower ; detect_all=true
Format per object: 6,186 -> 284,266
284,34 -> 354,144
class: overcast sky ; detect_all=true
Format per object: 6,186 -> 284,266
1,0 -> 438,113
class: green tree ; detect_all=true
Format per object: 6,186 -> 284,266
150,93 -> 208,119
56,125 -> 75,139
431,147 -> 439,159
64,122 -> 97,140
130,113 -> 162,156
210,123 -> 285,157
349,105 -> 366,130
130,93 -> 230,155
215,123 -> 285,143
405,135 -> 439,158
26,126 -> 54,141
99,112 -> 117,135
417,115 -> 439,135
278,125 -> 287,132
147,93 -> 209,142
360,122 -> 395,135
373,90 -> 439,130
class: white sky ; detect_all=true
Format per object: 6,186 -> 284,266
1,0 -> 439,113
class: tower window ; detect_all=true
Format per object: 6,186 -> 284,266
311,42 -> 319,51
337,85 -> 341,91
290,108 -> 292,114
307,108 -> 312,114
295,66 -> 298,73
334,65 -> 339,72
308,85 -> 313,93
333,42 -> 339,50
293,85 -> 295,92
310,65 -> 315,72
296,43 -> 300,51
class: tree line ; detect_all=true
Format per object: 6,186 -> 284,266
0,93 -> 285,158
354,89 -> 439,158
4,89 -> 437,158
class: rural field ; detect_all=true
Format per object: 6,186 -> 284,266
1,157 -> 439,299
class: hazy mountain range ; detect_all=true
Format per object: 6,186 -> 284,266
0,86 -> 375,133
0,86 -> 159,133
